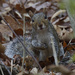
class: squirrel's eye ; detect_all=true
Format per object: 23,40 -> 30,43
44,16 -> 47,19
61,28 -> 63,30
32,19 -> 34,22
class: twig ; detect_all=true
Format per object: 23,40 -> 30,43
22,14 -> 26,73
20,0 -> 27,6
24,0 -> 27,5
11,60 -> 13,75
68,39 -> 72,44
0,65 -> 4,75
1,15 -> 42,70
0,59 -> 11,75
51,36 -> 58,66
64,39 -> 72,50
9,13 -> 21,25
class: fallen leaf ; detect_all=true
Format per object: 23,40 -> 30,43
50,65 -> 75,75
15,4 -> 27,16
13,28 -> 23,38
63,41 -> 67,48
13,54 -> 22,66
25,55 -> 34,70
0,43 -> 5,53
0,0 -> 5,6
51,10 -> 74,40
30,67 -> 38,74
0,24 -> 12,42
4,15 -> 23,29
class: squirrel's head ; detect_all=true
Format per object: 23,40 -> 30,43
31,13 -> 49,31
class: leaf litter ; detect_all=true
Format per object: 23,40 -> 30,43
0,0 -> 75,75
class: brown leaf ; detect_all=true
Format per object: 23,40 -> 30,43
15,4 -> 27,15
3,59 -> 11,66
63,41 -> 67,48
0,53 -> 11,63
66,45 -> 75,51
25,55 -> 34,70
51,10 -> 74,40
13,54 -> 22,66
39,56 -> 54,68
13,28 -> 23,38
26,7 -> 36,13
26,0 -> 59,18
63,41 -> 75,51
47,9 -> 55,20
0,24 -> 12,42
0,43 -> 5,53
4,15 -> 23,29
35,2 -> 51,11
0,0 -> 5,6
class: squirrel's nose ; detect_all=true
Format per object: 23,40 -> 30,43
39,24 -> 42,28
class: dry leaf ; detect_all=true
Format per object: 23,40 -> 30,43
3,59 -> 11,66
13,54 -> 22,66
63,41 -> 67,48
13,28 -> 23,38
50,65 -> 75,75
51,10 -> 74,40
0,0 -> 5,6
0,43 -> 5,53
25,55 -> 34,70
15,4 -> 27,16
65,45 -> 75,51
30,67 -> 38,74
0,53 -> 11,63
0,24 -> 12,42
4,15 -> 23,29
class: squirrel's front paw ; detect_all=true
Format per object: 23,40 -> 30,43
32,40 -> 47,49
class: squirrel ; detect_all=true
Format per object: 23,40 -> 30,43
31,12 -> 64,61
5,12 -> 64,61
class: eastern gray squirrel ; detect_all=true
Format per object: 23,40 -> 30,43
5,13 -> 64,61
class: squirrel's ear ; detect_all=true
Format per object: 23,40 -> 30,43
28,11 -> 34,18
43,8 -> 47,15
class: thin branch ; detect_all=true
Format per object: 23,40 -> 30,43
1,15 -> 42,70
9,13 -> 21,25
64,39 -> 72,50
11,60 -> 13,75
0,59 -> 11,75
22,14 -> 26,73
51,36 -> 58,66
24,0 -> 28,5
0,65 -> 4,75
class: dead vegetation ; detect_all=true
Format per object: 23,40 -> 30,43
0,0 -> 75,75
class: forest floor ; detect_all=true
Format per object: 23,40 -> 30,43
0,0 -> 75,75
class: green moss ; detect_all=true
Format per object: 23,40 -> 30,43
59,0 -> 75,16
71,54 -> 75,62
59,2 -> 65,9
